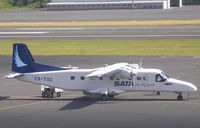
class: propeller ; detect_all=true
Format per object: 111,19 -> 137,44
138,58 -> 142,69
129,63 -> 136,79
130,66 -> 134,79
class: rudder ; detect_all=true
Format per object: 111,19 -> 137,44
12,43 -> 65,73
12,43 -> 35,73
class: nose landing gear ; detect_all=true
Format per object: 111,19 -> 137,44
177,92 -> 183,100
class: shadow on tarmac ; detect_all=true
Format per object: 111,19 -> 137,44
0,96 -> 10,101
1,95 -> 196,110
0,95 -> 183,102
59,97 -> 98,110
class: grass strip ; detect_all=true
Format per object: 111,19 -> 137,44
0,20 -> 200,27
0,40 -> 200,56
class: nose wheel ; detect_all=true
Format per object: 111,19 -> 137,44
101,94 -> 109,101
177,92 -> 183,100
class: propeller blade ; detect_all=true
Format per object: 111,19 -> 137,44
138,58 -> 142,69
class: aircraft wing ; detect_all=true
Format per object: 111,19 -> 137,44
4,73 -> 23,79
86,88 -> 125,95
86,63 -> 133,78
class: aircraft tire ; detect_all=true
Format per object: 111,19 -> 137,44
57,92 -> 61,97
42,92 -> 45,97
177,95 -> 183,100
101,94 -> 108,101
108,95 -> 114,98
47,93 -> 54,98
50,93 -> 54,98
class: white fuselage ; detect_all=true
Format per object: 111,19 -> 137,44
17,68 -> 197,94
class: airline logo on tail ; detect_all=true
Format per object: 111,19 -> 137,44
14,45 -> 27,67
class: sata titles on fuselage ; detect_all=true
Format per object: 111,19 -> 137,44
114,81 -> 155,87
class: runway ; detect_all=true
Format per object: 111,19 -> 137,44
0,6 -> 200,22
1,26 -> 200,40
0,56 -> 200,128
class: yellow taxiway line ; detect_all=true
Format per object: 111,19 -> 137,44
0,101 -> 50,110
0,20 -> 200,27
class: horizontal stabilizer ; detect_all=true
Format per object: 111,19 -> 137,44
4,73 -> 23,79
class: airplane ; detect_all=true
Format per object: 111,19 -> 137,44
5,43 -> 197,101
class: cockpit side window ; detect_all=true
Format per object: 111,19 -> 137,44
155,74 -> 166,82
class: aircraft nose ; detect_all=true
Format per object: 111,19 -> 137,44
180,81 -> 197,92
168,78 -> 197,92
187,83 -> 197,92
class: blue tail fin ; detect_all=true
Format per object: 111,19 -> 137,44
12,43 -> 65,73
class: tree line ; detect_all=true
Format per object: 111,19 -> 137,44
8,0 -> 50,8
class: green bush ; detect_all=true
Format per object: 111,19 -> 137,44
184,0 -> 200,5
7,0 -> 50,8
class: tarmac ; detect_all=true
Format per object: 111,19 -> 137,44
0,5 -> 200,128
0,26 -> 200,40
0,6 -> 200,22
0,56 -> 200,128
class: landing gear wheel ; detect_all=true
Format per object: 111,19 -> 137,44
101,94 -> 109,101
177,95 -> 183,100
42,92 -> 45,97
57,92 -> 61,97
108,94 -> 114,98
47,93 -> 54,98
50,93 -> 54,98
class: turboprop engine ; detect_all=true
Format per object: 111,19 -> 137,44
120,70 -> 131,79
119,64 -> 138,79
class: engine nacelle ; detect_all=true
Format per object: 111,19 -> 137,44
120,70 -> 131,79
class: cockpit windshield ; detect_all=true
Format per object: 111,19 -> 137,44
156,72 -> 169,82
161,72 -> 169,80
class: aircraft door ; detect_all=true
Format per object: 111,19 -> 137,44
141,74 -> 150,89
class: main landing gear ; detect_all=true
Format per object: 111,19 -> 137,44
101,94 -> 115,101
41,85 -> 63,98
177,92 -> 183,100
41,88 -> 61,98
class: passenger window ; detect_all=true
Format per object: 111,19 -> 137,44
137,76 -> 141,80
71,76 -> 75,80
80,76 -> 85,80
109,76 -> 114,80
143,76 -> 148,81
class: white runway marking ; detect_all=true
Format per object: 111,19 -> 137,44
0,32 -> 49,34
0,34 -> 200,38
